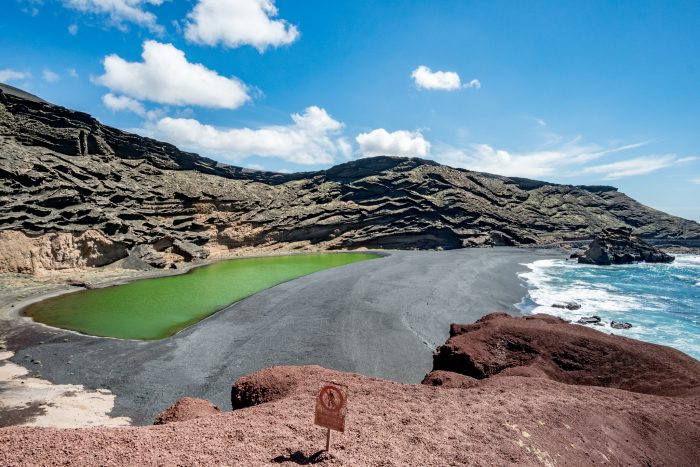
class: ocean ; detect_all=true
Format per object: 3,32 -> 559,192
517,254 -> 700,360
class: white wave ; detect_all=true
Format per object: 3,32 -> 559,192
518,256 -> 700,360
674,254 -> 700,266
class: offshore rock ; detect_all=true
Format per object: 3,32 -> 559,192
579,227 -> 675,265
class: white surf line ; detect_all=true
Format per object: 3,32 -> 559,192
0,349 -> 131,428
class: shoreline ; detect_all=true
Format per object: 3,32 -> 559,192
3,249 -> 388,342
0,247 -> 564,427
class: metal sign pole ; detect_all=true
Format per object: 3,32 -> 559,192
325,428 -> 331,452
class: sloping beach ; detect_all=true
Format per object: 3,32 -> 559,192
0,248 -> 559,426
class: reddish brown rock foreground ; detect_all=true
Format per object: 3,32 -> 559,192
427,313 -> 700,397
153,397 -> 221,425
1,315 -> 700,466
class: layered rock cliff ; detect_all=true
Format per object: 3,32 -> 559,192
2,84 -> 699,273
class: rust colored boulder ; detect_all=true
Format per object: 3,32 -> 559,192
153,397 -> 221,425
431,313 -> 700,396
231,365 -> 313,410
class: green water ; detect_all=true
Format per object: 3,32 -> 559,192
24,253 -> 379,340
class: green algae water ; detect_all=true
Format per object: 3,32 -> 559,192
24,253 -> 379,340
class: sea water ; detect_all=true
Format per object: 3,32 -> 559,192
517,255 -> 700,360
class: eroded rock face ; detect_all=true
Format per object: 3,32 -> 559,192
430,313 -> 700,396
0,229 -> 127,274
153,397 -> 221,425
579,227 -> 675,265
2,85 -> 699,273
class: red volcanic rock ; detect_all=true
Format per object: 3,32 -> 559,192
432,313 -> 700,396
421,370 -> 479,389
1,364 -> 700,466
153,397 -> 221,425
2,316 -> 700,466
231,366 -> 306,410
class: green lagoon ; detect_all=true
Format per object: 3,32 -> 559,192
24,253 -> 379,340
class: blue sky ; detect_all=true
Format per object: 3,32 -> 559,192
1,0 -> 699,220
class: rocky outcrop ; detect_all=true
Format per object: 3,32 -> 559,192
231,366 -> 303,410
578,227 -> 675,265
0,230 -> 127,274
153,397 -> 221,425
2,85 -> 699,273
427,313 -> 700,396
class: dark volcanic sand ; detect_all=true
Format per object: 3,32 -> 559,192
1,248 -> 559,425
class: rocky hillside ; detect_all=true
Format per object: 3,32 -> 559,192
2,84 -> 699,273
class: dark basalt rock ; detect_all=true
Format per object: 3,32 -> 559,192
577,315 -> 602,325
1,85 -> 699,273
579,227 -> 675,265
552,301 -> 581,310
611,321 -> 633,330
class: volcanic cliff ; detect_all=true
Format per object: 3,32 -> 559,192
2,83 -> 699,273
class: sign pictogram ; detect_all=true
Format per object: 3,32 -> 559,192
314,381 -> 348,451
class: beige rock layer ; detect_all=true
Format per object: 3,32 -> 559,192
0,230 -> 127,275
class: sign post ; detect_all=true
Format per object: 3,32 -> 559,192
314,381 -> 348,452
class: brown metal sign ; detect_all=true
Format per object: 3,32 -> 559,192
314,381 -> 348,433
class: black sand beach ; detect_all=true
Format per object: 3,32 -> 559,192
1,248 -> 562,425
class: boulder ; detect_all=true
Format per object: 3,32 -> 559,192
231,366 -> 305,410
579,227 -> 675,265
429,313 -> 700,396
552,301 -> 581,310
577,315 -> 601,324
611,321 -> 633,330
153,397 -> 220,425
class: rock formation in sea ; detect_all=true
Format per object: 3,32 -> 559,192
1,316 -> 698,465
577,226 -> 676,265
2,83 -> 699,273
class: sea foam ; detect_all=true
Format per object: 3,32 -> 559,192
517,255 -> 700,360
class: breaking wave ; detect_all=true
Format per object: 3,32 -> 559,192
517,255 -> 700,360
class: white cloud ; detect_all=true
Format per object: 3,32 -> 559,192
68,68 -> 79,78
691,178 -> 700,185
68,23 -> 79,35
434,138 -> 692,180
185,0 -> 299,52
62,0 -> 164,33
0,69 -> 29,83
464,79 -> 481,89
356,129 -> 430,157
96,40 -> 250,109
411,65 -> 479,91
583,155 -> 696,179
102,93 -> 146,116
42,69 -> 60,83
147,106 -> 346,165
